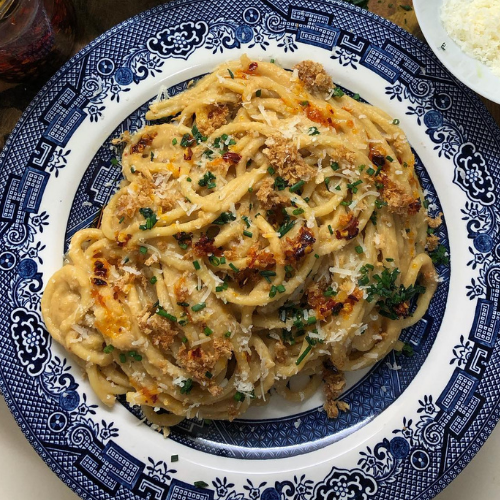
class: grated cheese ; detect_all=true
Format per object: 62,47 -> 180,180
441,0 -> 500,76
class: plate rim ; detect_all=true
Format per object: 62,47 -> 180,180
0,1 -> 500,499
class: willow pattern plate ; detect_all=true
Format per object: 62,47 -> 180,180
1,1 -> 500,499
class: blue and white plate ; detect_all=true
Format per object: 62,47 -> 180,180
1,1 -> 500,499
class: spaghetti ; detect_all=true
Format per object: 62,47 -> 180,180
42,56 -> 439,429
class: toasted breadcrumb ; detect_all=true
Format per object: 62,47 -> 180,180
256,178 -> 287,209
426,234 -> 440,251
196,104 -> 230,136
427,212 -> 443,228
322,367 -> 348,418
263,135 -> 315,184
294,60 -> 333,93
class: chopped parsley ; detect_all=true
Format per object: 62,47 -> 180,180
278,219 -> 295,238
289,180 -> 305,193
293,208 -> 304,215
139,207 -> 158,231
171,455 -> 179,462
308,126 -> 320,136
296,345 -> 312,365
213,211 -> 236,225
353,93 -> 361,101
229,263 -> 240,273
204,327 -> 213,336
347,179 -> 363,193
331,162 -> 340,171
274,176 -> 288,191
366,267 -> 426,320
267,166 -> 275,175
209,255 -> 220,266
243,230 -> 253,238
355,245 -> 364,254
172,138 -> 178,145
332,87 -> 344,97
139,246 -> 148,254
256,89 -> 262,97
227,69 -> 234,79
103,345 -> 115,354
392,119 -> 400,125
192,124 -> 207,144
234,391 -> 245,402
430,244 -> 449,265
198,171 -> 216,189
180,378 -> 193,394
180,133 -> 195,148
156,307 -> 177,322
192,302 -> 206,312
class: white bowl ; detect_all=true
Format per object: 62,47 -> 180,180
414,0 -> 500,104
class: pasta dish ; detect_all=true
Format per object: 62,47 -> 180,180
41,56 -> 439,431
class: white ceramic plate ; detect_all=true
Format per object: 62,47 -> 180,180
414,0 -> 500,104
1,1 -> 500,499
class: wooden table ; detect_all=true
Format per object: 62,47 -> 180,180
1,1 -> 499,500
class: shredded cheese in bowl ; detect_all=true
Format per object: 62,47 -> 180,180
441,0 -> 500,77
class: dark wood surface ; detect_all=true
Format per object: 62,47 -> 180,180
0,0 -> 499,151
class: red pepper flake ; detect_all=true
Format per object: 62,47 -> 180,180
91,277 -> 107,286
116,233 -> 132,247
193,234 -> 223,256
335,215 -> 359,240
222,152 -> 242,164
248,62 -> 258,71
284,227 -> 316,263
130,132 -> 157,154
93,260 -> 108,278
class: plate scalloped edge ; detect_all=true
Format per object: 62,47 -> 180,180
1,1 -> 500,500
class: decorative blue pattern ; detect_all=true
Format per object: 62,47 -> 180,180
1,1 -> 500,499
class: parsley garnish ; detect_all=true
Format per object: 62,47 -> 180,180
180,378 -> 193,394
192,124 -> 207,144
278,219 -> 295,238
308,127 -> 320,136
430,244 -> 449,265
274,176 -> 288,191
156,307 -> 177,322
199,171 -> 216,189
234,391 -> 245,402
103,345 -> 114,354
366,267 -> 426,320
180,133 -> 195,148
192,302 -> 206,312
332,87 -> 344,97
139,208 -> 158,231
289,180 -> 305,193
213,211 -> 236,225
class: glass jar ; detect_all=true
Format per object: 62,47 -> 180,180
0,0 -> 76,83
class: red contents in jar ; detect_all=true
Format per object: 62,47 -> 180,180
0,0 -> 76,82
